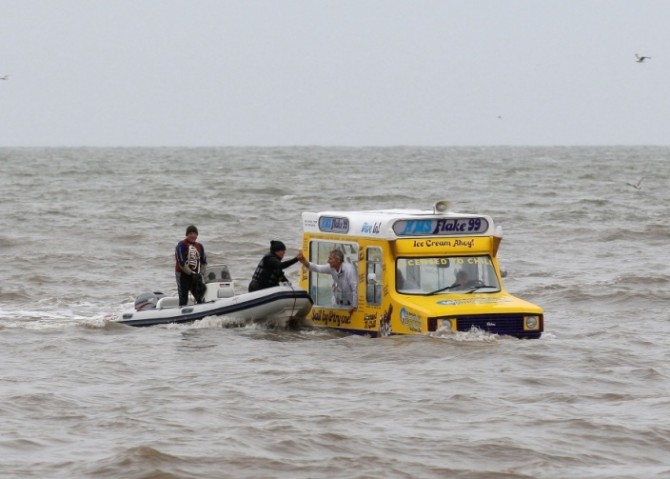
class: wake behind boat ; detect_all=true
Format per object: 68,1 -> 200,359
112,264 -> 313,328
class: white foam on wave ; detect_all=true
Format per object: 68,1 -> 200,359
0,305 -> 116,331
159,314 -> 250,330
431,325 -> 501,342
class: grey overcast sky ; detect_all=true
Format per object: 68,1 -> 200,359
0,1 -> 667,147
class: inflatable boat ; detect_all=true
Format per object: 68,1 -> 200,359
112,264 -> 313,328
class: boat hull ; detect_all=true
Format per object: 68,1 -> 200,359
114,285 -> 313,328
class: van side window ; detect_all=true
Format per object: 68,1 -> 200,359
307,240 -> 359,307
366,247 -> 382,305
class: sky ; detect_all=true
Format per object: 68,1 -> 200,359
1,1 -> 668,147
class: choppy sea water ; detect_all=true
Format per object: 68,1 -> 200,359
1,146 -> 669,479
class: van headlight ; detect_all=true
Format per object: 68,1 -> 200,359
523,315 -> 540,330
438,318 -> 455,331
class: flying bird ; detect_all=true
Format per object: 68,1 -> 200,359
0,75 -> 9,80
635,54 -> 651,63
626,177 -> 644,189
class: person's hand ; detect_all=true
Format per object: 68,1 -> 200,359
349,306 -> 356,316
296,250 -> 304,261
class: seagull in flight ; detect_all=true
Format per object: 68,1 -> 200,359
635,54 -> 651,63
0,75 -> 9,80
626,177 -> 644,189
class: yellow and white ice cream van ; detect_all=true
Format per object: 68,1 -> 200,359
298,200 -> 543,339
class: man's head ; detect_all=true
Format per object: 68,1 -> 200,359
185,225 -> 198,243
271,240 -> 286,258
327,249 -> 344,269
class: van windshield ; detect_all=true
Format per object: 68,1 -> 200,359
396,256 -> 500,294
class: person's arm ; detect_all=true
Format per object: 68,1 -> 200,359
280,256 -> 299,269
265,254 -> 299,271
309,263 -> 332,274
297,253 -> 311,270
296,251 -> 330,273
264,254 -> 297,271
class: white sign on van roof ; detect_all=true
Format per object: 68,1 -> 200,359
302,208 -> 495,240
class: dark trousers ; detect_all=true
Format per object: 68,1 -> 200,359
176,272 -> 196,306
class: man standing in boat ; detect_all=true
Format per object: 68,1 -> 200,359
248,240 -> 301,292
175,225 -> 207,306
297,248 -> 358,315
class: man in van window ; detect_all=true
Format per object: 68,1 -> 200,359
297,249 -> 358,315
450,269 -> 479,290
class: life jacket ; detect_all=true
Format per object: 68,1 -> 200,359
175,239 -> 206,273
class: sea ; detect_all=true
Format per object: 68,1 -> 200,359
1,146 -> 669,479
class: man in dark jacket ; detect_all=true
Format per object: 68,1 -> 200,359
248,240 -> 300,292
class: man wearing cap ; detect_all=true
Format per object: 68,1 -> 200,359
175,225 -> 208,305
248,240 -> 300,292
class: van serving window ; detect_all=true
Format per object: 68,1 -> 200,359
307,240 -> 359,307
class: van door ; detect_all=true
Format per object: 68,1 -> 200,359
365,246 -> 383,306
363,246 -> 384,332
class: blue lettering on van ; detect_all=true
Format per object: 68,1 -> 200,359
432,219 -> 466,233
398,220 -> 432,235
361,222 -> 382,234
393,217 -> 489,236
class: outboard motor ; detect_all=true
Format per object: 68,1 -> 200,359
134,291 -> 165,311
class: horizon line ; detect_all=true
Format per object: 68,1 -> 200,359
1,143 -> 669,149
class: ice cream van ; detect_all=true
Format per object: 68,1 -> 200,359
298,199 -> 543,339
